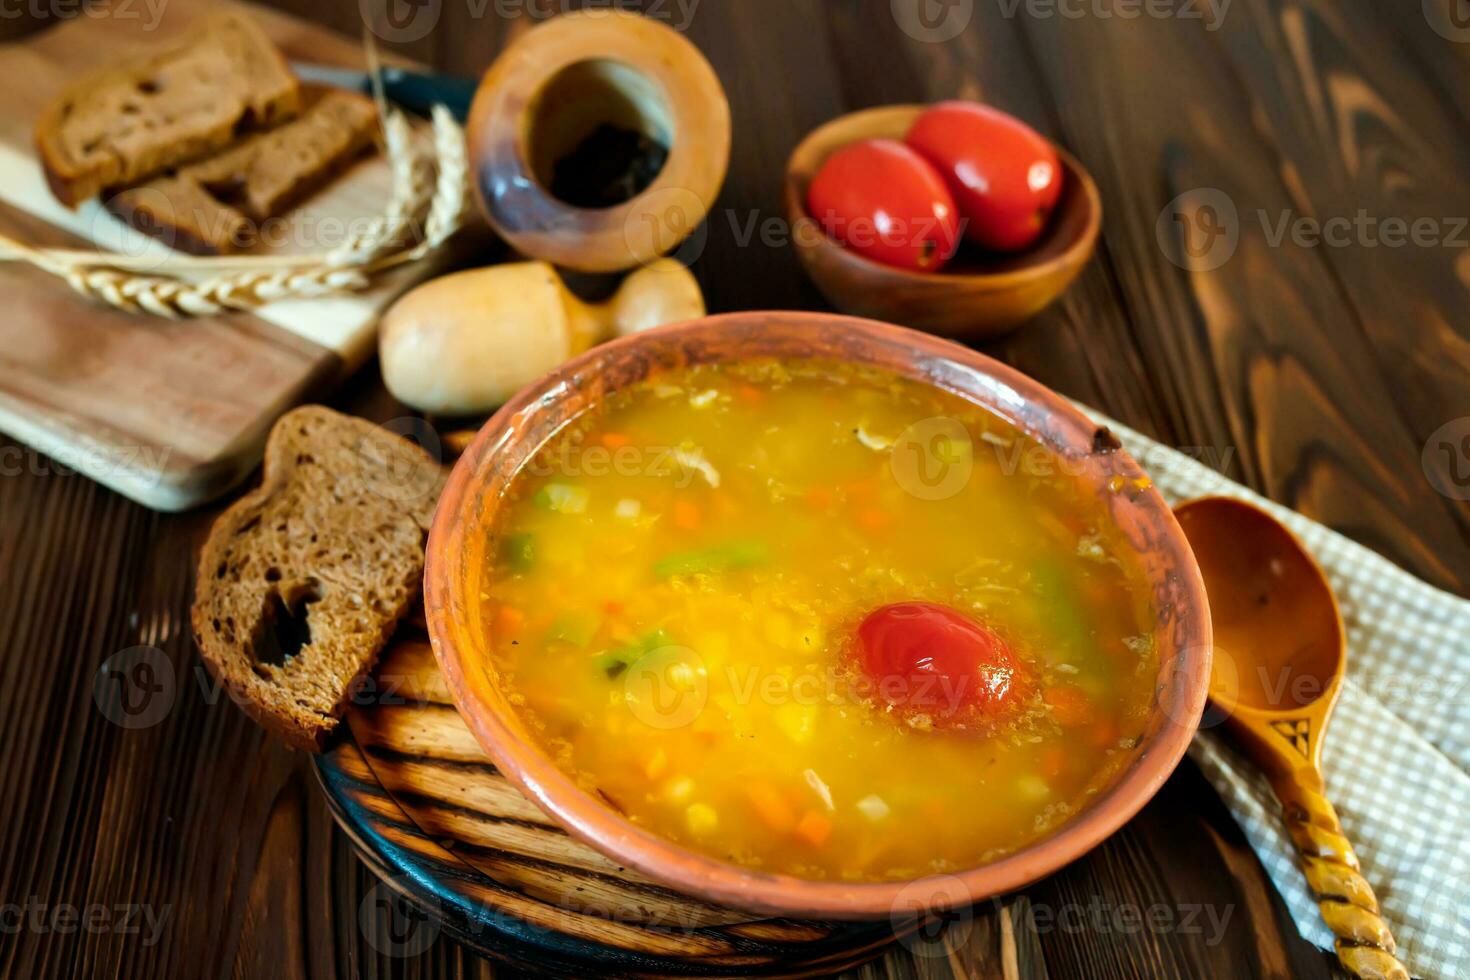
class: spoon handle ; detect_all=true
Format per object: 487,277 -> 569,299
1274,773 -> 1409,980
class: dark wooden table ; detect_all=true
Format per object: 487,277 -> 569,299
4,1 -> 1466,977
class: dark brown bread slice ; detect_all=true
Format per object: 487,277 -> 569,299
36,12 -> 300,207
107,88 -> 379,255
191,406 -> 445,751
109,175 -> 248,257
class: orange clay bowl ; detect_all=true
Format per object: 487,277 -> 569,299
424,311 -> 1210,920
784,105 -> 1102,340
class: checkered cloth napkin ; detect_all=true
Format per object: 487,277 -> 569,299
1088,410 -> 1470,979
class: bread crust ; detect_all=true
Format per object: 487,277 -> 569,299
190,406 -> 444,751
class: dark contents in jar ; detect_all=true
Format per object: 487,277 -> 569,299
550,124 -> 669,209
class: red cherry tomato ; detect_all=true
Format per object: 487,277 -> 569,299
905,101 -> 1063,252
806,138 -> 961,272
857,602 -> 1031,728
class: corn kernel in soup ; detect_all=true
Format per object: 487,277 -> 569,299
485,360 -> 1157,881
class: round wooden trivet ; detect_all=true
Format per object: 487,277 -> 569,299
313,632 -> 905,977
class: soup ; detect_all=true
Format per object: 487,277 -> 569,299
483,359 -> 1158,882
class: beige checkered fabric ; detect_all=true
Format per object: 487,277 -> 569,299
1086,409 -> 1470,979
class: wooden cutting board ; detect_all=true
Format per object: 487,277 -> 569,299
315,633 -> 909,977
0,0 -> 456,511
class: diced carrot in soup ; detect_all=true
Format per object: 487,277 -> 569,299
1089,719 -> 1120,750
745,784 -> 796,833
486,360 -> 1158,881
1043,685 -> 1096,727
495,605 -> 525,636
796,811 -> 833,848
672,499 -> 701,531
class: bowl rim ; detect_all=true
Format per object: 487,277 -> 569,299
782,103 -> 1103,289
425,311 -> 1210,920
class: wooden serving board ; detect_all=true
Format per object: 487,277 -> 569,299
0,0 -> 452,511
314,632 -> 909,978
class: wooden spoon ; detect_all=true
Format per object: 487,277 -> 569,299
1175,497 -> 1408,980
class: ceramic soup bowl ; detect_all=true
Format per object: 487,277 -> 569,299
424,311 -> 1210,920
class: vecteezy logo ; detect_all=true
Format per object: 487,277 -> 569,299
1156,188 -> 1239,272
623,186 -> 709,267
1424,0 -> 1470,41
359,0 -> 442,43
889,417 -> 973,501
623,645 -> 708,730
1422,417 -> 1470,500
93,185 -> 178,269
359,875 -> 441,958
891,0 -> 974,42
93,646 -> 175,730
361,416 -> 443,504
890,875 -> 975,958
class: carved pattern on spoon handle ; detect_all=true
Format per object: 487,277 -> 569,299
1277,781 -> 1410,980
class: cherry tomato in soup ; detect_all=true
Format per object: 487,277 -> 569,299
904,101 -> 1063,252
806,138 -> 961,272
857,602 -> 1030,728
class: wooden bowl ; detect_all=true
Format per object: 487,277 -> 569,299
784,105 -> 1102,339
466,10 -> 731,273
424,312 -> 1210,920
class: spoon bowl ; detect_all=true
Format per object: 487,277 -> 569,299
1176,497 -> 1343,725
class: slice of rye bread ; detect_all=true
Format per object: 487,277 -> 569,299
107,88 -> 379,255
36,12 -> 300,207
191,406 -> 445,751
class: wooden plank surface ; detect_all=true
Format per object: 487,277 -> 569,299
2,0 -> 1466,978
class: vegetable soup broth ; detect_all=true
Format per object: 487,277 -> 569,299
484,360 -> 1158,881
